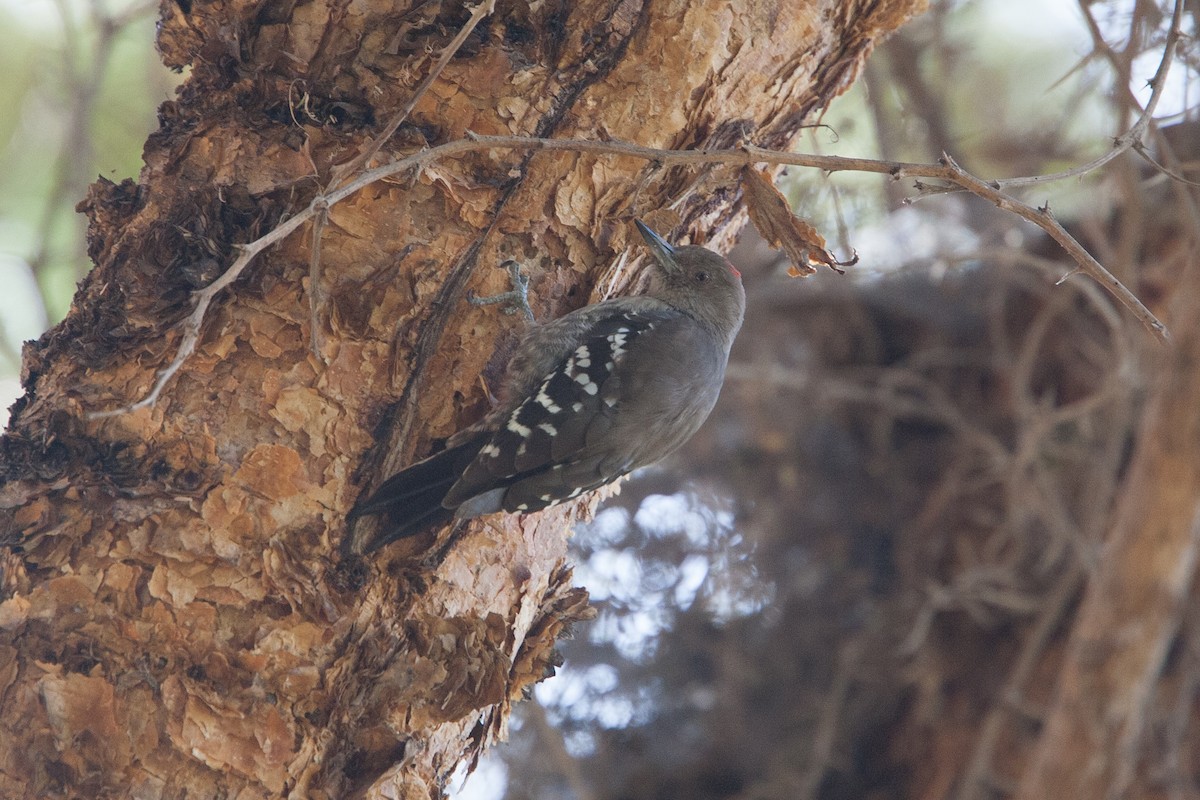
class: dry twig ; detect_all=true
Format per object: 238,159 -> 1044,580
328,0 -> 497,186
87,117 -> 1168,417
307,199 -> 329,358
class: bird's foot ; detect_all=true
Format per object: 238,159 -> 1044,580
468,260 -> 536,323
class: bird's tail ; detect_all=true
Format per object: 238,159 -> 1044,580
343,436 -> 486,555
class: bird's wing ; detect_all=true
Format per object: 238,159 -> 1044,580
443,310 -> 673,513
501,316 -> 726,512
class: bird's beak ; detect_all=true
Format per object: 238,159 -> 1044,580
635,220 -> 679,273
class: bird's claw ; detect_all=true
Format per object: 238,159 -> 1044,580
468,260 -> 536,323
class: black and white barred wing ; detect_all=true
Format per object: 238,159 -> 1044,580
444,311 -> 672,513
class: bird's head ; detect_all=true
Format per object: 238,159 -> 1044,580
635,220 -> 746,347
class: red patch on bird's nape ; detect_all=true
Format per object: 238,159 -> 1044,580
726,259 -> 741,278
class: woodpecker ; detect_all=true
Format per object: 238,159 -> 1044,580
346,221 -> 745,554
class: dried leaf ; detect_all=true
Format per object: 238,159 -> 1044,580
742,167 -> 857,276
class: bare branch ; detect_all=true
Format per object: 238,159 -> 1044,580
930,152 -> 1166,339
87,133 -> 1168,418
86,208 -> 313,419
912,0 -> 1183,197
328,0 -> 497,187
308,199 -> 329,358
993,0 -> 1183,190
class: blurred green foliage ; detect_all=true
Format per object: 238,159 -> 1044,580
0,0 -> 177,403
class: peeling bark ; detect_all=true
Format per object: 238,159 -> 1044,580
0,1 -> 925,797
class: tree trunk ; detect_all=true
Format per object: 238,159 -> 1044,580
1013,226 -> 1200,798
0,1 -> 926,797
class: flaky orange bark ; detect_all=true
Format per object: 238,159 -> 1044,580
0,1 -> 925,797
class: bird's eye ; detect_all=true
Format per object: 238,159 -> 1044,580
694,271 -> 709,282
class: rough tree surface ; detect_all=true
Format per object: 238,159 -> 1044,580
0,1 -> 925,797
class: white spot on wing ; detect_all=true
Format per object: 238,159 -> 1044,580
565,346 -> 592,376
574,374 -> 594,391
535,384 -> 561,413
480,443 -> 501,458
607,331 -> 628,358
538,423 -> 557,436
507,418 -> 532,437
